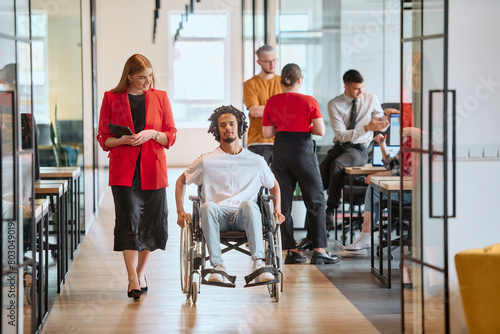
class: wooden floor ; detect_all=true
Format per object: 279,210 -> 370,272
42,169 -> 390,334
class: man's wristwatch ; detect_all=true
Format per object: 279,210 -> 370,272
155,131 -> 160,141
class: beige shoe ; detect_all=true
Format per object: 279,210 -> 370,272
208,264 -> 226,283
252,263 -> 274,283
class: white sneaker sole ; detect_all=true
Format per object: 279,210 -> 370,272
344,244 -> 370,251
338,249 -> 367,258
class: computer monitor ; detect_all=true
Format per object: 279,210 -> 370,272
372,145 -> 400,166
389,114 -> 400,146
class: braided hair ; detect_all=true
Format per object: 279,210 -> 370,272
207,105 -> 248,142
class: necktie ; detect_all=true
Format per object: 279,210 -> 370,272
348,98 -> 357,130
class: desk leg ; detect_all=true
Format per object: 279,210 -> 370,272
371,187 -> 391,288
56,196 -> 62,292
44,211 -> 49,317
36,215 -> 43,328
76,178 -> 81,246
341,189 -> 346,246
69,180 -> 75,260
334,206 -> 338,241
378,189 -> 384,280
63,190 -> 69,282
349,177 -> 354,244
73,178 -> 80,252
387,192 -> 392,289
370,186 -> 374,269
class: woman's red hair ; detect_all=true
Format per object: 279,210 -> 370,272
111,54 -> 156,94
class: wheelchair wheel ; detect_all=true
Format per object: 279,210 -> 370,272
268,277 -> 280,302
275,225 -> 283,274
266,224 -> 282,302
191,281 -> 198,304
180,215 -> 193,295
273,225 -> 282,302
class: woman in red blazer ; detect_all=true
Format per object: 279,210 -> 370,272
97,54 -> 177,299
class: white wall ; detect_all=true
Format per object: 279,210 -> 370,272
448,1 -> 500,332
95,0 -> 242,167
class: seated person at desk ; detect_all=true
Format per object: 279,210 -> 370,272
320,69 -> 389,229
175,105 -> 285,284
338,126 -> 420,257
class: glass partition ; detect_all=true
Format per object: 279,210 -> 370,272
31,0 -> 85,235
278,0 -> 401,148
242,0 -> 270,132
2,1 -> 86,332
31,1 -> 84,170
401,0 -> 451,332
1,35 -> 33,334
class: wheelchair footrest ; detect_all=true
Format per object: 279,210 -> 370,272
200,268 -> 237,288
243,267 -> 279,288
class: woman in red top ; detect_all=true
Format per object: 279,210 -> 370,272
263,63 -> 338,265
97,54 -> 177,299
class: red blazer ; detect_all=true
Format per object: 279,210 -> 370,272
97,89 -> 177,190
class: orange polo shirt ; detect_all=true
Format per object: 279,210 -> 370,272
243,75 -> 284,145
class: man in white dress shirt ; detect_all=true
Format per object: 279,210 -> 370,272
320,70 -> 389,228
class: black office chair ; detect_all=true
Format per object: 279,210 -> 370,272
337,174 -> 367,243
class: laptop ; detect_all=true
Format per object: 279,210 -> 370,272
372,145 -> 400,166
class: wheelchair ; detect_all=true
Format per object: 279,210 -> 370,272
180,189 -> 283,304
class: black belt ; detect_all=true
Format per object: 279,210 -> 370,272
334,142 -> 367,150
276,132 -> 311,139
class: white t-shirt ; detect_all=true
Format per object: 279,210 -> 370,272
184,147 -> 275,209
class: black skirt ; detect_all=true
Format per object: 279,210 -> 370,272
111,156 -> 168,251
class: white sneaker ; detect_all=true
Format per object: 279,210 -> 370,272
252,262 -> 274,283
344,233 -> 371,251
208,264 -> 226,283
337,249 -> 368,258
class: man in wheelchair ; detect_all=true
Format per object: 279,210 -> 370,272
175,105 -> 285,286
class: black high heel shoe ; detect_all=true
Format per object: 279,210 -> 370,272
140,276 -> 148,293
127,284 -> 142,299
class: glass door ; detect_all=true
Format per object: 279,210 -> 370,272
1,1 -> 38,332
400,0 -> 454,332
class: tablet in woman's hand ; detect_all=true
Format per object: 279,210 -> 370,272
108,123 -> 133,138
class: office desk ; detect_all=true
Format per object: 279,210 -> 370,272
40,167 -> 82,257
339,165 -> 387,246
33,198 -> 50,330
370,176 -> 412,288
34,180 -> 68,293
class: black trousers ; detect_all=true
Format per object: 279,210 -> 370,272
272,132 -> 327,250
248,144 -> 273,166
319,143 -> 368,210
